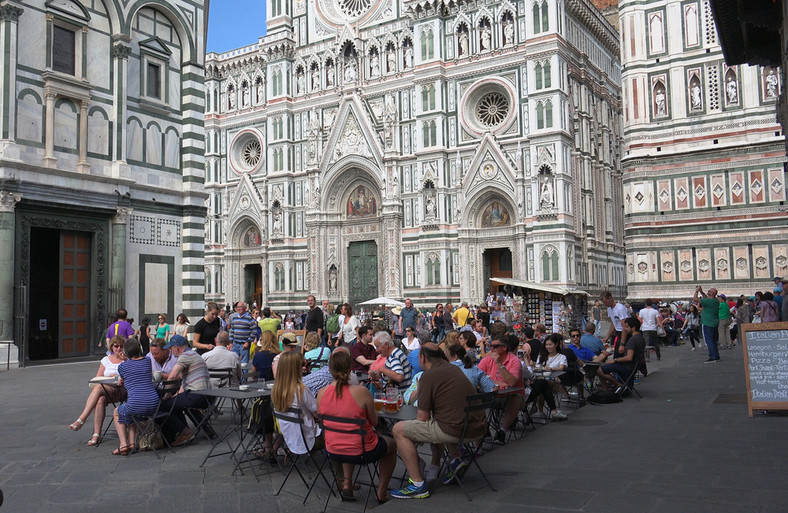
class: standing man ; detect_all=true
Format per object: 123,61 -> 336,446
304,295 -> 323,339
192,303 -> 221,355
390,343 -> 487,499
601,291 -> 629,348
637,300 -> 660,362
452,301 -> 473,329
443,303 -> 454,331
591,300 -> 602,337
229,301 -> 256,364
258,307 -> 281,335
398,298 -> 421,334
695,286 -> 721,363
717,294 -> 732,351
105,309 -> 135,347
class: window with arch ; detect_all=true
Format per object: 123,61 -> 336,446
274,263 -> 285,291
536,100 -> 553,129
215,268 -> 223,294
273,147 -> 284,171
535,61 -> 551,89
272,69 -> 282,96
426,254 -> 441,285
272,0 -> 284,17
421,27 -> 435,60
422,120 -> 437,147
541,247 -> 559,281
533,1 -> 549,34
421,84 -> 436,111
272,117 -> 284,140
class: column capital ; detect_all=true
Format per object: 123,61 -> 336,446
113,206 -> 133,224
0,4 -> 24,23
0,191 -> 21,212
113,43 -> 132,60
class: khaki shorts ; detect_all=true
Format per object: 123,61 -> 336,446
401,418 -> 460,444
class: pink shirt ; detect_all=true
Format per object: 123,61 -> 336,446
478,352 -> 525,396
318,384 -> 378,456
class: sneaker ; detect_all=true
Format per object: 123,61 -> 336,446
550,410 -> 567,421
494,430 -> 507,445
691,347 -> 696,352
424,464 -> 440,482
391,479 -> 430,499
442,458 -> 468,484
704,358 -> 720,363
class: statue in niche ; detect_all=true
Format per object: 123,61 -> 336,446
308,109 -> 320,137
766,69 -> 779,98
690,79 -> 702,110
387,48 -> 396,73
256,80 -> 264,104
370,53 -> 380,77
480,26 -> 491,51
312,67 -> 320,90
326,65 -> 334,87
425,194 -> 437,219
272,210 -> 283,237
726,76 -> 738,104
328,265 -> 338,292
654,84 -> 666,116
540,181 -> 554,207
404,46 -> 413,68
504,19 -> 515,46
344,60 -> 357,83
228,90 -> 235,110
242,87 -> 250,107
458,31 -> 469,56
297,71 -> 305,94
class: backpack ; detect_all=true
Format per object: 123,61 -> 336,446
588,390 -> 623,404
326,314 -> 340,334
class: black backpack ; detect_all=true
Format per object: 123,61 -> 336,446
588,390 -> 623,404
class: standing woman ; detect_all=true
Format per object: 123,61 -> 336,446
338,303 -> 360,347
136,317 -> 152,355
759,292 -> 780,323
156,314 -> 171,342
681,304 -> 702,350
112,338 -> 159,455
733,297 -> 752,349
431,304 -> 445,343
174,313 -> 190,341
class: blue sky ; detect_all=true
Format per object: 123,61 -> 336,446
207,0 -> 267,53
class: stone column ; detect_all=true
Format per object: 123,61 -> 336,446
110,207 -> 132,312
111,41 -> 131,179
0,4 -> 23,161
0,191 -> 21,367
42,90 -> 57,168
77,99 -> 90,173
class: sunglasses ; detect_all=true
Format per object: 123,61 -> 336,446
571,334 -> 581,338
490,343 -> 506,348
112,344 -> 123,348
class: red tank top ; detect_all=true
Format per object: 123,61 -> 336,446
318,384 -> 378,456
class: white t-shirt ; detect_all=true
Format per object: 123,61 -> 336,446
639,307 -> 659,331
404,336 -> 421,351
545,353 -> 567,370
608,302 -> 629,332
100,356 -> 121,377
341,315 -> 360,343
276,389 -> 321,455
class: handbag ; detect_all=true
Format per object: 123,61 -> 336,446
656,325 -> 666,337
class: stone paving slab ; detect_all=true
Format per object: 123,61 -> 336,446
1,341 -> 786,512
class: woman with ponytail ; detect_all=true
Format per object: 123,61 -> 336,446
446,344 -> 496,392
317,348 -> 397,503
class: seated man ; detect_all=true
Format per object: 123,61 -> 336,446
568,328 -> 596,361
303,347 -> 358,397
597,316 -> 645,392
580,323 -> 604,355
478,334 -> 525,439
161,335 -> 214,445
391,343 -> 487,499
202,331 -> 242,388
371,331 -> 412,389
350,326 -> 378,372
147,337 -> 177,379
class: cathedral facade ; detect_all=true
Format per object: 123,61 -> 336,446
204,0 -> 626,310
620,0 -> 788,301
0,0 -> 206,364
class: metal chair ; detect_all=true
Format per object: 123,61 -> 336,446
614,362 -> 643,400
229,395 -> 279,481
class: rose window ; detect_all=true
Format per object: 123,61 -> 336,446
338,0 -> 371,17
242,140 -> 262,167
476,92 -> 509,127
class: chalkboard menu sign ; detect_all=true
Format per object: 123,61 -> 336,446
741,322 -> 788,417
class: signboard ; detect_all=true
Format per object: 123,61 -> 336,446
741,322 -> 788,417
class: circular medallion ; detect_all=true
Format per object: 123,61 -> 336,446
476,92 -> 509,128
240,196 -> 251,210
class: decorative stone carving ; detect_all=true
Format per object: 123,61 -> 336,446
0,192 -> 22,212
113,43 -> 132,60
113,206 -> 133,224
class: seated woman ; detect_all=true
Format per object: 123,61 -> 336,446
446,345 -> 496,393
303,331 -> 330,369
112,338 -> 159,455
271,351 -> 322,457
317,349 -> 397,503
69,336 -> 128,446
457,330 -> 480,363
522,335 -> 566,421
251,331 -> 280,381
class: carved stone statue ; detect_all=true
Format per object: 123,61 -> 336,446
273,210 -> 283,237
228,90 -> 235,110
328,266 -> 338,291
540,181 -> 554,207
312,68 -> 320,90
370,53 -> 380,77
404,46 -> 413,68
326,66 -> 334,86
504,19 -> 514,46
690,82 -> 702,110
480,26 -> 491,51
387,48 -> 396,73
726,76 -> 738,104
425,194 -> 437,218
766,69 -> 778,98
344,60 -> 357,83
458,31 -> 469,56
242,87 -> 250,107
297,72 -> 305,94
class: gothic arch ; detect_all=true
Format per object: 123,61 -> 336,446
230,215 -> 263,248
463,186 -> 516,228
320,159 -> 384,214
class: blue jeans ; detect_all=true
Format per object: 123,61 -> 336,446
232,342 -> 249,364
702,325 -> 719,360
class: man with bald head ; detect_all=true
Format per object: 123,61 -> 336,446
694,286 -> 721,363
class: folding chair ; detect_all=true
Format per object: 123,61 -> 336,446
97,381 -> 126,446
320,414 -> 379,513
558,365 -> 585,410
437,391 -> 497,501
614,361 -> 643,400
131,378 -> 182,459
273,408 -> 336,505
229,395 -> 279,481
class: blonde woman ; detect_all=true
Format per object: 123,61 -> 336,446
303,331 -> 329,366
251,330 -> 280,381
271,352 -> 321,456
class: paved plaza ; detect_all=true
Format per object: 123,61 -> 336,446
1,341 -> 786,513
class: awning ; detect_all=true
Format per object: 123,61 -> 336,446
490,277 -> 589,297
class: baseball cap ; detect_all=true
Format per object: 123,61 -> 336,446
718,294 -> 726,300
280,332 -> 299,346
163,334 -> 188,349
774,276 -> 782,282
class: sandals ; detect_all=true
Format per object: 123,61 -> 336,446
340,488 -> 356,502
336,479 -> 361,491
112,445 -> 130,456
86,433 -> 100,446
69,419 -> 85,431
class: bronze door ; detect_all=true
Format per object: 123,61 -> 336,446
60,232 -> 90,356
348,241 -> 378,309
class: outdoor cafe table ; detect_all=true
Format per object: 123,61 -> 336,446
377,404 -> 418,422
192,386 -> 271,467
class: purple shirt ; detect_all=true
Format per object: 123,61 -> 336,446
107,321 -> 135,340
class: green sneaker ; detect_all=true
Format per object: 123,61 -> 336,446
442,458 -> 468,485
391,479 -> 430,499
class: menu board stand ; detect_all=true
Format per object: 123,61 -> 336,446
741,322 -> 788,417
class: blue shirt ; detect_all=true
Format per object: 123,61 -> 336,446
399,307 -> 419,330
450,360 -> 496,393
580,334 -> 604,355
408,347 -> 422,375
569,344 -> 596,361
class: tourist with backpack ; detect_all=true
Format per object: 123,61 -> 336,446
325,304 -> 341,348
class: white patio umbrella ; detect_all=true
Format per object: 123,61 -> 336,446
357,297 -> 406,308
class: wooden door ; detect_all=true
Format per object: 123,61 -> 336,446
348,241 -> 378,309
60,232 -> 90,356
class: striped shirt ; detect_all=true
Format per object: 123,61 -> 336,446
385,348 -> 412,388
176,350 -> 211,391
229,312 -> 256,345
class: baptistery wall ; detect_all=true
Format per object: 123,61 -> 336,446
204,0 -> 626,310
